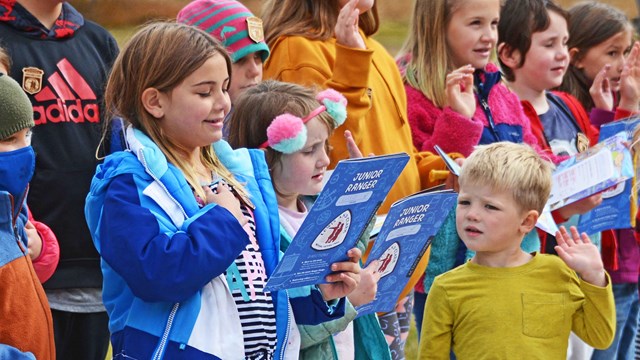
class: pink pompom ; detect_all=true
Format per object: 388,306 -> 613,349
267,114 -> 305,146
317,88 -> 347,106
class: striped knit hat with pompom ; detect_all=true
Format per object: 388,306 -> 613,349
177,0 -> 270,63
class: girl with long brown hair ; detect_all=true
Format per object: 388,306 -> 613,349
85,21 -> 362,360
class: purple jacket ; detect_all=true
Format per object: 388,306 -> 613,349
610,230 -> 639,284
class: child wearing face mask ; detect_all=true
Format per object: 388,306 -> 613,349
0,73 -> 55,359
0,46 -> 59,285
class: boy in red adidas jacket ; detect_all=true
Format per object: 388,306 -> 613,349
0,2 -> 119,359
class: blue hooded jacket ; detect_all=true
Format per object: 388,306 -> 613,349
85,127 -> 344,359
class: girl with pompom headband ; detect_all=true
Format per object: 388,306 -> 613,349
259,88 -> 347,153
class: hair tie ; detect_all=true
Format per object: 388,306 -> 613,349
259,88 -> 347,153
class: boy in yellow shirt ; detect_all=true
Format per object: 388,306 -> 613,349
419,142 -> 615,359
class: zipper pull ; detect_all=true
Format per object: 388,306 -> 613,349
480,98 -> 490,110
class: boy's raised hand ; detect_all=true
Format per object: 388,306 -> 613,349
555,226 -> 607,287
446,65 -> 476,119
590,64 -> 613,111
335,0 -> 366,50
319,247 -> 362,301
619,42 -> 640,113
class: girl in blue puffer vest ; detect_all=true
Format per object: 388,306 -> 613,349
84,22 -> 362,360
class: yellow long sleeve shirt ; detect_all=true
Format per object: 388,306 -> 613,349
419,253 -> 615,360
263,34 -> 453,214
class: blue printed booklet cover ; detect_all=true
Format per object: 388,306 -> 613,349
356,188 -> 457,316
547,132 -> 633,211
265,153 -> 410,291
578,117 -> 640,233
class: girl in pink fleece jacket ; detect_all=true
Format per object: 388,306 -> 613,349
397,0 -> 556,161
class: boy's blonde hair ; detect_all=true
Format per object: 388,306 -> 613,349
459,142 -> 552,214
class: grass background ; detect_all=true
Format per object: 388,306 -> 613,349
82,0 -> 637,53
87,0 -> 636,358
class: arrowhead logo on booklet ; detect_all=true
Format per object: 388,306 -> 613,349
376,242 -> 400,278
311,210 -> 352,250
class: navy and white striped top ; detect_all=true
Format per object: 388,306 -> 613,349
204,180 -> 277,359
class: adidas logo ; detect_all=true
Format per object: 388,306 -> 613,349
31,58 -> 100,125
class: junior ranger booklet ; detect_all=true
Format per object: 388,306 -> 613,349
356,187 -> 457,316
265,153 -> 410,291
578,117 -> 640,233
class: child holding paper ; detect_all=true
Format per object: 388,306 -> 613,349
228,79 -> 390,359
397,0 -> 603,339
555,3 -> 640,358
84,22 -> 362,359
419,141 -> 616,359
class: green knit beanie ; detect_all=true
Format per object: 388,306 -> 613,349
0,73 -> 34,140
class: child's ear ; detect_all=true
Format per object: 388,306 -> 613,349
519,210 -> 539,234
141,88 -> 164,119
497,43 -> 521,69
569,48 -> 582,68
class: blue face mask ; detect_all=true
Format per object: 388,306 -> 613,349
0,146 -> 35,203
